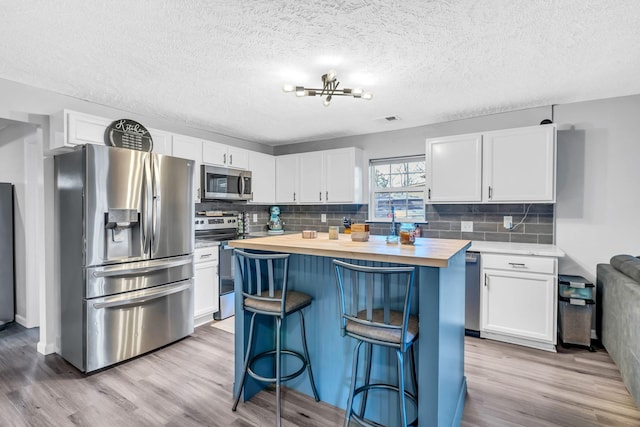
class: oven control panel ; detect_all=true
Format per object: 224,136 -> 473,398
194,215 -> 238,231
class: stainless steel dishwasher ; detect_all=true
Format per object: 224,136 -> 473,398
465,252 -> 481,336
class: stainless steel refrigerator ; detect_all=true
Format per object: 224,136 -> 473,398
0,183 -> 14,329
56,144 -> 195,372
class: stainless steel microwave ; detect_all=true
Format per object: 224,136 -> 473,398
201,165 -> 252,201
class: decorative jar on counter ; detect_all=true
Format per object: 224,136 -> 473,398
399,223 -> 416,245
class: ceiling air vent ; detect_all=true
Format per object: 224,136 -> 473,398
384,115 -> 400,122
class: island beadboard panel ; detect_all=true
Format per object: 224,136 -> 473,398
195,202 -> 554,243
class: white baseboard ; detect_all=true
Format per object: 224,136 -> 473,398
194,313 -> 214,328
14,314 -> 40,329
15,314 -> 27,327
37,340 -> 58,355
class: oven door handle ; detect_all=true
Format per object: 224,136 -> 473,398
92,258 -> 192,278
93,282 -> 192,310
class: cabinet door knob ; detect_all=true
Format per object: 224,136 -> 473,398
223,153 -> 227,164
428,188 -> 431,200
293,192 -> 296,201
230,154 -> 233,165
326,191 -> 328,201
488,186 -> 492,199
319,191 -> 322,201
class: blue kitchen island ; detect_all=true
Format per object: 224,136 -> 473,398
229,233 -> 470,426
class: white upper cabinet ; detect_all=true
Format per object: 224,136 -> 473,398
483,124 -> 556,202
426,133 -> 482,203
325,148 -> 363,203
227,146 -> 249,170
202,141 -> 249,170
149,129 -> 173,156
275,154 -> 299,203
299,152 -> 324,203
248,151 -> 276,204
202,141 -> 227,166
275,147 -> 363,204
172,134 -> 203,203
426,124 -> 556,203
49,110 -> 110,150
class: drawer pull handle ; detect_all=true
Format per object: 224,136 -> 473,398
200,253 -> 212,259
508,262 -> 526,268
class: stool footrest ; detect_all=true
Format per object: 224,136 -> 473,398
247,349 -> 308,383
350,383 -> 418,427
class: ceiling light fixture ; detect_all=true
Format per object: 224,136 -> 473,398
283,70 -> 373,107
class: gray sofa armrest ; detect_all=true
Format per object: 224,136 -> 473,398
597,263 -> 640,407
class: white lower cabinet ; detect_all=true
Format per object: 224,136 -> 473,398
480,253 -> 557,351
193,246 -> 219,326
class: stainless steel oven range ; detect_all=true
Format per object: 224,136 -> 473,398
194,214 -> 238,320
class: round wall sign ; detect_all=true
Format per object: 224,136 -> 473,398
105,119 -> 153,152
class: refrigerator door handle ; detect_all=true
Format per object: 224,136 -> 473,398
92,281 -> 192,310
91,257 -> 193,278
151,155 -> 161,253
142,156 -> 153,254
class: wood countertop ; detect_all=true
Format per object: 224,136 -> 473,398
228,233 -> 470,268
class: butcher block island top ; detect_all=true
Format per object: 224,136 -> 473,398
228,233 -> 470,268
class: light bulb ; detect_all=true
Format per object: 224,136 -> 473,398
326,69 -> 337,82
362,92 -> 373,100
282,84 -> 295,92
352,88 -> 363,96
295,87 -> 306,97
323,95 -> 332,106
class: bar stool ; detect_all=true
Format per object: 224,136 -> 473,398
333,259 -> 418,427
232,250 -> 319,427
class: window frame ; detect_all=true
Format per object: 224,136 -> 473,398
368,155 -> 426,223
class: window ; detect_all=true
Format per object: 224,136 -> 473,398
369,156 -> 426,221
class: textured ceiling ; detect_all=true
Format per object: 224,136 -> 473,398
1,1 -> 640,145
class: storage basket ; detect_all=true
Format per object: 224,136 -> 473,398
558,297 -> 594,348
558,274 -> 594,300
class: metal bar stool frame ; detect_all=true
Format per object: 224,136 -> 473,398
333,259 -> 419,427
232,250 -> 319,427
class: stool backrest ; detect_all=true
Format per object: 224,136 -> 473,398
333,259 -> 416,348
235,250 -> 290,316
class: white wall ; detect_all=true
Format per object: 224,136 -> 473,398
555,94 -> 640,281
0,120 -> 39,327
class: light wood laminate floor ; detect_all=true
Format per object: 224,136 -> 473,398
0,322 -> 638,426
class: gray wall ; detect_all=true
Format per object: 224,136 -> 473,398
271,105 -> 555,242
0,78 -> 274,155
555,94 -> 640,281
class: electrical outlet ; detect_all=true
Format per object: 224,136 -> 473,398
321,213 -> 327,223
252,213 -> 258,223
503,216 -> 513,230
461,221 -> 473,232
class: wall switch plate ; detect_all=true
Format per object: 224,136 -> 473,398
461,221 -> 473,232
252,213 -> 258,223
503,216 -> 513,230
321,213 -> 327,223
